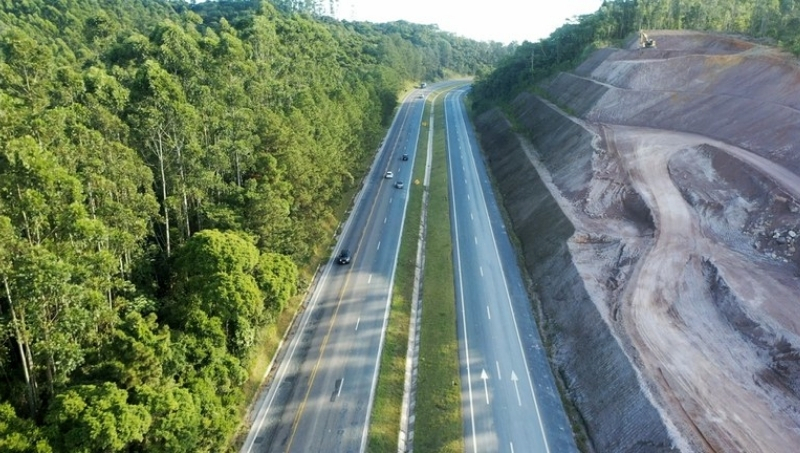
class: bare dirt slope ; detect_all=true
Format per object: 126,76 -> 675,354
476,31 -> 800,452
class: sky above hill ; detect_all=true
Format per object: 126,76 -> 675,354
335,0 -> 605,44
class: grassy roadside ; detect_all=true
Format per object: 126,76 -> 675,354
414,91 -> 463,452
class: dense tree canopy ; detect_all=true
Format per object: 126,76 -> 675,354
0,0 -> 507,451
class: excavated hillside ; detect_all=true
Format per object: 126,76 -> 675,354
474,30 -> 800,452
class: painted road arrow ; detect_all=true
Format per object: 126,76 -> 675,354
511,370 -> 522,406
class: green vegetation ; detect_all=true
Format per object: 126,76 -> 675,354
472,0 -> 800,111
413,90 -> 464,453
0,1 -> 508,451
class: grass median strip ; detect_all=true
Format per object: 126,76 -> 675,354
413,92 -> 463,453
367,88 -> 464,452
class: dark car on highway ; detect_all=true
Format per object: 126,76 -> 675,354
337,249 -> 351,264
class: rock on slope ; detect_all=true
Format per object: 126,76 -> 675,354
474,30 -> 800,452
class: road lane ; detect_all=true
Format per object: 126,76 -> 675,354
444,87 -> 577,453
240,90 -> 425,453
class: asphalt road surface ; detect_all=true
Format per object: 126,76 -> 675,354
239,90 -> 426,453
443,87 -> 578,453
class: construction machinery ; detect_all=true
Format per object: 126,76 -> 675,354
640,31 -> 656,48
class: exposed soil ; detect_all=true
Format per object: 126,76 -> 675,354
474,31 -> 800,452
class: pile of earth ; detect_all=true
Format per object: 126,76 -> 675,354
474,30 -> 800,452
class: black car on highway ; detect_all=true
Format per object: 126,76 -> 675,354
337,249 -> 351,264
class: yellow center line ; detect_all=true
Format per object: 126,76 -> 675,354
284,266 -> 353,451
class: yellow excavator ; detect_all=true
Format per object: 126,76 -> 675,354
640,31 -> 656,48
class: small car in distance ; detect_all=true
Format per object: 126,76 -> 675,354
337,249 -> 351,264
395,181 -> 404,189
401,154 -> 409,161
385,171 -> 394,179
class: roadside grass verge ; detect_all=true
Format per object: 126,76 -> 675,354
414,91 -> 464,452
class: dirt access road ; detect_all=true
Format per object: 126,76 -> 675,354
603,125 -> 800,452
528,31 -> 800,452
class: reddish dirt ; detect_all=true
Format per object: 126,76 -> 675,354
524,31 -> 800,452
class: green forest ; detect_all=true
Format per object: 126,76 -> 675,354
472,0 -> 800,111
6,0 -> 799,450
0,0 -> 505,451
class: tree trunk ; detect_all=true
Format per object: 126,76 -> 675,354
176,143 -> 191,240
5,276 -> 37,416
154,133 -> 171,257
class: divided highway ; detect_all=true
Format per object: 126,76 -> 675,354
240,90 -> 425,453
241,83 -> 577,453
443,87 -> 577,453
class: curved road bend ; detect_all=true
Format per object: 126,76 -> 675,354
444,87 -> 578,453
240,90 -> 426,453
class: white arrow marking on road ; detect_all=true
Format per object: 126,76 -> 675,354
481,369 -> 489,404
511,371 -> 522,406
